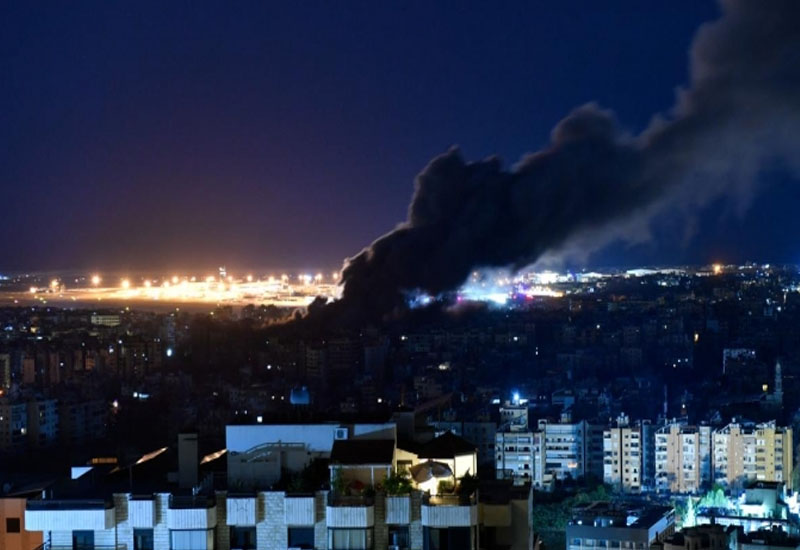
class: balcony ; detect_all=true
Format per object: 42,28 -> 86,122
326,494 -> 374,528
167,495 -> 217,529
226,494 -> 257,526
25,500 -> 116,531
128,496 -> 155,528
284,494 -> 316,526
421,492 -> 478,527
385,495 -> 411,524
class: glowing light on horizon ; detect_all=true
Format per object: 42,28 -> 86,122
7,270 -> 342,309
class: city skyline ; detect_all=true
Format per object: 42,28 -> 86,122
6,5 -> 800,550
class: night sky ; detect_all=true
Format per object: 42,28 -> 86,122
2,1 -> 795,273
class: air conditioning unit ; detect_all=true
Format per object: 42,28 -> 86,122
334,427 -> 348,440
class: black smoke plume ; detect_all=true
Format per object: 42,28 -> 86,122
336,0 -> 800,321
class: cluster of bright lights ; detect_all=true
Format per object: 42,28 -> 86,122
22,271 -> 341,307
455,268 -> 568,305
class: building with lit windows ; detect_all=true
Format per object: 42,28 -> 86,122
22,423 -> 531,550
713,421 -> 792,490
538,417 -> 591,482
496,429 -> 544,487
655,424 -> 712,494
603,414 -> 643,493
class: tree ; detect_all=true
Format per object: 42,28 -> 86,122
383,468 -> 413,496
697,484 -> 731,511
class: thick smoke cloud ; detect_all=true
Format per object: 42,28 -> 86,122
337,0 -> 800,321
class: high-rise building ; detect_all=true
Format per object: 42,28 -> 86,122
539,417 -> 587,481
495,401 -> 544,486
495,429 -> 544,487
713,421 -> 792,490
603,414 -> 643,493
655,424 -> 712,494
496,412 -> 604,488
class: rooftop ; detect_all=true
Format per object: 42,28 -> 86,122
570,502 -> 674,530
417,431 -> 476,459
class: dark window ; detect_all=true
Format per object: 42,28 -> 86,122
6,518 -> 20,533
389,525 -> 410,549
73,530 -> 94,550
230,527 -> 256,550
134,529 -> 154,550
424,527 -> 473,550
288,527 -> 315,549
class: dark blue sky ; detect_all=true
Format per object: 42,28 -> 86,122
2,1 -> 792,272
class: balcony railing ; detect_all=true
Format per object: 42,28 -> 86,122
34,545 -> 127,550
423,492 -> 477,506
226,491 -> 258,498
327,494 -> 374,507
169,494 -> 216,509
26,499 -> 112,511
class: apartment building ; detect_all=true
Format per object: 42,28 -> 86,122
713,421 -> 793,490
539,418 -> 588,481
495,430 -> 544,488
655,424 -> 712,494
496,412 -> 605,488
603,415 -> 643,493
21,424 -> 531,550
24,486 -> 533,550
